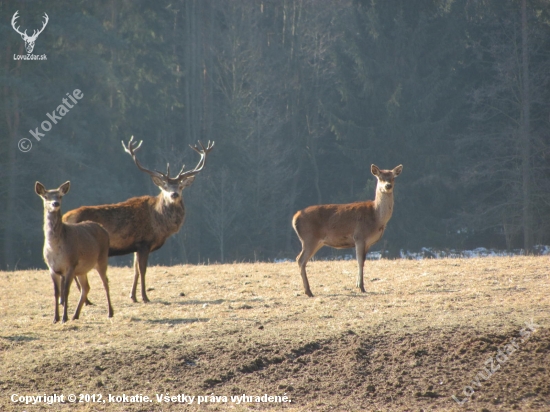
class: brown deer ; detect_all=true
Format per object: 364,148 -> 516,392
292,164 -> 403,297
35,181 -> 113,323
63,137 -> 214,303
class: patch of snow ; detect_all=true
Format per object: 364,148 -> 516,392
276,245 -> 549,263
274,258 -> 293,263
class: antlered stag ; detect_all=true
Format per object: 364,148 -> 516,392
36,181 -> 113,323
292,164 -> 403,297
63,137 -> 214,303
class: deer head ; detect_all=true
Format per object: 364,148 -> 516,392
12,11 -> 49,54
35,181 -> 70,213
122,136 -> 214,204
371,164 -> 403,194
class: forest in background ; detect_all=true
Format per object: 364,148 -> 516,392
1,0 -> 550,270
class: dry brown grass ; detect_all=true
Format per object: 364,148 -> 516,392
0,256 -> 548,411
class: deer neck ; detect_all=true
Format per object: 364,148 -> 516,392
154,193 -> 185,229
43,209 -> 64,246
373,188 -> 394,226
155,193 -> 183,213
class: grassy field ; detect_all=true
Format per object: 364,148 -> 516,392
0,256 -> 548,411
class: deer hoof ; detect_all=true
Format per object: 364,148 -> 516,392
305,290 -> 314,298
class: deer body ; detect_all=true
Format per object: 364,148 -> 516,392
67,195 -> 185,256
292,164 -> 402,297
36,181 -> 113,323
63,137 -> 214,303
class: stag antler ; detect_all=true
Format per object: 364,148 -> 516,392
11,11 -> 26,37
11,11 -> 48,40
123,137 -> 214,181
175,140 -> 215,180
30,13 -> 49,40
122,136 -> 166,180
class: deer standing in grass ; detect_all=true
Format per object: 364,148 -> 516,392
63,137 -> 214,303
36,181 -> 113,323
292,164 -> 403,297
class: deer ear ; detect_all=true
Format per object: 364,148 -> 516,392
180,176 -> 196,189
393,165 -> 403,177
151,176 -> 165,188
58,181 -> 71,196
35,182 -> 46,196
371,164 -> 380,177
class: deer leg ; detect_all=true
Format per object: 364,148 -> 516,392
51,272 -> 61,324
138,249 -> 151,303
61,268 -> 75,323
355,242 -> 367,293
59,280 -> 65,305
96,260 -> 114,318
57,274 -> 65,305
131,253 -> 139,302
73,277 -> 94,306
72,274 -> 90,320
131,249 -> 151,303
296,239 -> 323,297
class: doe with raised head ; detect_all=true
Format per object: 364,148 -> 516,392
36,181 -> 113,323
292,164 -> 403,297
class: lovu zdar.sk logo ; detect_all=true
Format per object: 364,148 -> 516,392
11,10 -> 48,60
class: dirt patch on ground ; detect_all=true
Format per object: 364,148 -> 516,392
0,257 -> 548,410
3,327 -> 549,411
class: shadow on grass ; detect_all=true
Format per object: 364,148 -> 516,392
176,298 -> 267,306
1,334 -> 39,342
130,317 -> 209,325
150,299 -> 225,306
177,299 -> 225,306
320,292 -> 382,298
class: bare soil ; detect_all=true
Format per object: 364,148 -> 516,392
0,257 -> 548,411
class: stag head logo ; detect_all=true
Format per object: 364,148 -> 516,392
11,11 -> 49,54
